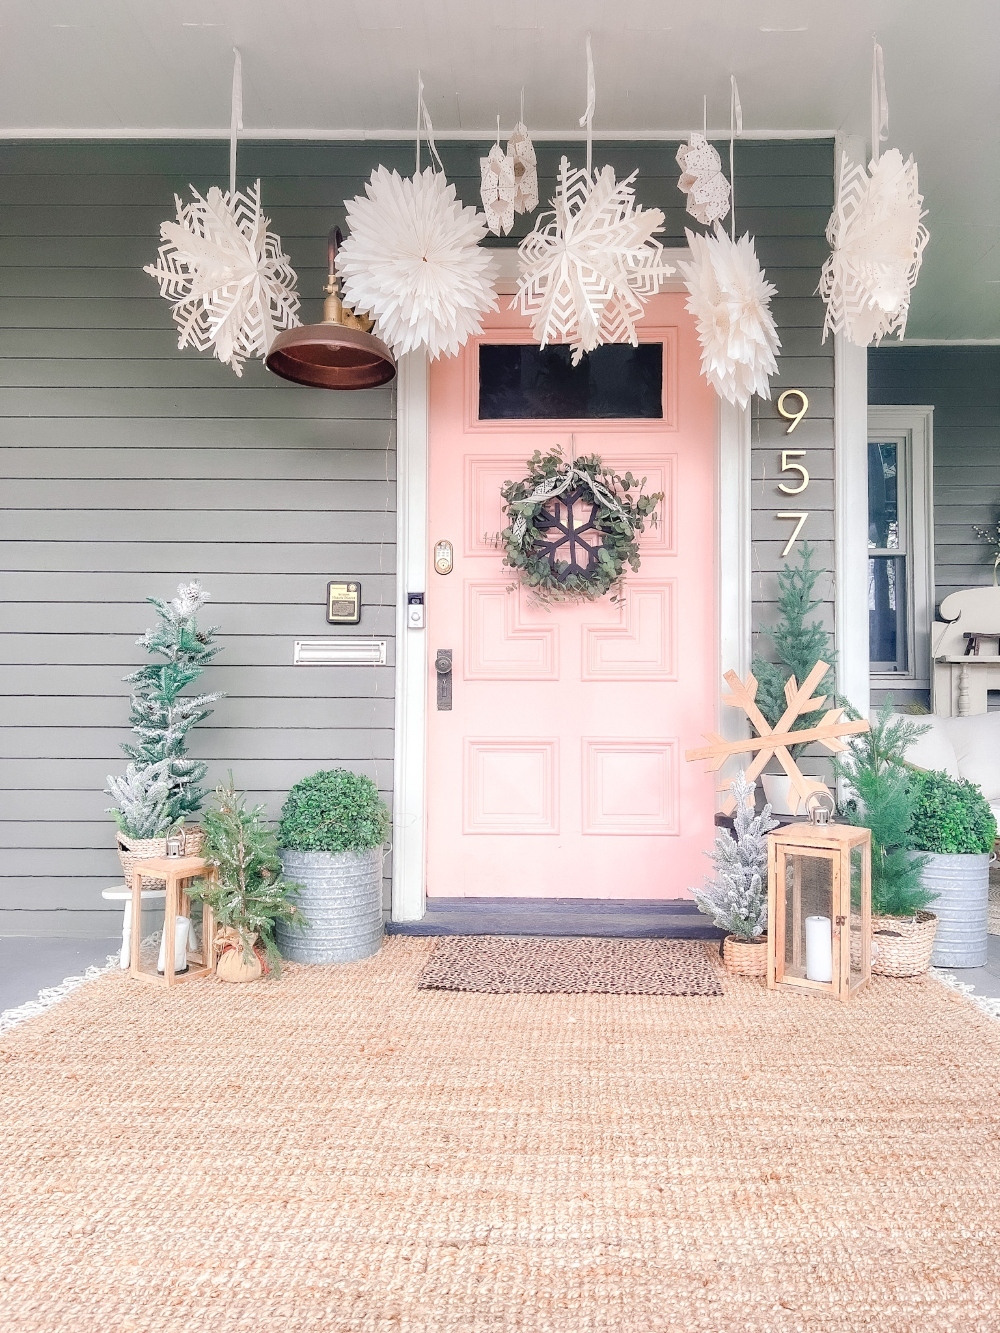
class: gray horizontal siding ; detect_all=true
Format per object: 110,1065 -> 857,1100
869,347 -> 1000,609
0,141 -> 397,928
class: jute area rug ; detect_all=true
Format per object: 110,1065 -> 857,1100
418,936 -> 723,994
2,938 -> 1000,1333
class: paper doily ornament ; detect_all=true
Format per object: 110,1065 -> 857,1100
675,132 -> 731,225
514,156 -> 675,365
144,180 -> 300,377
337,165 -> 499,361
508,121 -> 539,215
819,147 -> 929,346
678,224 -> 780,407
480,143 -> 516,237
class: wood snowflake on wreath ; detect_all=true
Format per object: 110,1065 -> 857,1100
499,448 -> 664,603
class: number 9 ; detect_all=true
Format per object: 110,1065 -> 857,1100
777,389 -> 809,434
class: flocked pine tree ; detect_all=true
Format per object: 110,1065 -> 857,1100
751,543 -> 836,754
106,582 -> 224,838
691,768 -> 777,942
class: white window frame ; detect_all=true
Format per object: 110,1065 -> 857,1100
866,406 -> 934,692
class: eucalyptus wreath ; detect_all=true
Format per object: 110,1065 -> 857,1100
499,448 -> 664,602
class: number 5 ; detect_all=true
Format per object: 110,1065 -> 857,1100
777,511 -> 808,557
778,450 -> 809,495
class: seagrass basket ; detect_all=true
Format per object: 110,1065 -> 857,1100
116,825 -> 205,889
852,911 -> 938,978
722,934 -> 768,978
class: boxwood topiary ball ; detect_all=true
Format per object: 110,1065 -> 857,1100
278,769 -> 390,854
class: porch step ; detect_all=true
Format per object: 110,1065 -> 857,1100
385,897 -> 723,940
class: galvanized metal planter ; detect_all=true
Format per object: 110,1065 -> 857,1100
276,847 -> 383,964
920,851 -> 990,969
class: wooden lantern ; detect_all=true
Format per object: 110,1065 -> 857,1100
130,855 -> 217,987
767,819 -> 872,1002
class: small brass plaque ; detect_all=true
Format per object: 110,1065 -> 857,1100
326,581 -> 361,625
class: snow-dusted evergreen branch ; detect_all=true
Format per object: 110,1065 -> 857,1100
691,768 -> 777,942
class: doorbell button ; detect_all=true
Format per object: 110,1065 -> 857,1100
407,592 -> 425,629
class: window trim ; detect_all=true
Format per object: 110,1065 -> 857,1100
866,406 -> 934,691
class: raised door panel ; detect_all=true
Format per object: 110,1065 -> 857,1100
582,739 -> 679,835
464,582 -> 559,680
464,739 -> 559,834
581,582 -> 676,681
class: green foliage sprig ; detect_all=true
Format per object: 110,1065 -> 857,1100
909,770 -> 997,855
752,544 -> 835,757
836,702 -> 934,917
499,448 -> 664,602
972,517 -> 1000,584
278,769 -> 391,854
188,777 -> 304,971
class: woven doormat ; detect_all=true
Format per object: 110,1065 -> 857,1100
417,935 -> 723,995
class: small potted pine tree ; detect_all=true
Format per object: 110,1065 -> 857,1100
188,777 -> 303,982
692,768 -> 777,977
908,770 -> 996,969
836,703 -> 939,976
752,544 -> 836,814
106,582 -> 223,882
276,769 -> 390,964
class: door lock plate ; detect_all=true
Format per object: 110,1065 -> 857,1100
435,649 -> 453,710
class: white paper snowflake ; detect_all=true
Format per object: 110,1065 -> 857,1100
675,132 -> 731,226
678,224 -> 780,407
514,156 -> 675,365
508,121 -> 539,215
819,147 -> 929,346
337,165 -> 499,361
480,143 -> 516,237
144,180 -> 300,377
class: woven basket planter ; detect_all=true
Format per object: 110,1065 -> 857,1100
865,911 -> 938,978
116,825 -> 205,889
722,935 -> 768,978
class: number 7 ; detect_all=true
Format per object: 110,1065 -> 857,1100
776,511 -> 808,557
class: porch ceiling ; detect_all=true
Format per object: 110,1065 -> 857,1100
2,0 -> 997,341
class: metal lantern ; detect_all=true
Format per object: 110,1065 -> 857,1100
767,796 -> 872,1002
264,228 -> 396,391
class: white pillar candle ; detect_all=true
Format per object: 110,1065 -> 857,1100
157,916 -> 191,975
805,914 -> 833,983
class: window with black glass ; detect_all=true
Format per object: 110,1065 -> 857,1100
868,441 -> 908,674
478,342 -> 663,420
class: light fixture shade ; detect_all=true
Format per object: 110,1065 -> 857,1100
265,322 -> 396,390
264,227 -> 397,391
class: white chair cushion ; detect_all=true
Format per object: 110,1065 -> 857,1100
941,712 -> 1000,803
900,714 -> 961,780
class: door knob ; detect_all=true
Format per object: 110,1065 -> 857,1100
435,649 -> 453,710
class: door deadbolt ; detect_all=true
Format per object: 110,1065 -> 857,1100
434,539 -> 454,575
435,649 -> 453,711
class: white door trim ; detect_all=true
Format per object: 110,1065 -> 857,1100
391,269 -> 753,917
391,350 -> 430,921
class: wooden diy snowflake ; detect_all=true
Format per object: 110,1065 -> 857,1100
819,147 -> 929,346
685,661 -> 870,815
513,156 -> 675,365
144,181 -> 300,377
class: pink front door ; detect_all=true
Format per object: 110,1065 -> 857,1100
425,294 -> 717,900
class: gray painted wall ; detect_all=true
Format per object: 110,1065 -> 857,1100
0,138 -> 835,935
869,346 -> 1000,607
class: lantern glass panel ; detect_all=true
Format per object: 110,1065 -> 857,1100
850,845 -> 865,989
783,851 -> 835,984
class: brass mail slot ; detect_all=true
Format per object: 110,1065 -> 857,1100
326,581 -> 361,625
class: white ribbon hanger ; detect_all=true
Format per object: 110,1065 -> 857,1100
229,47 -> 242,195
416,73 -> 445,175
871,38 -> 888,165
729,74 -> 743,241
578,34 -> 596,178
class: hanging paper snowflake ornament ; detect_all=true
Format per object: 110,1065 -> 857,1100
514,39 -> 673,364
676,132 -> 731,225
337,83 -> 497,361
515,159 -> 674,364
480,139 -> 516,237
679,226 -> 780,408
818,43 -> 928,346
145,182 -> 301,377
508,115 -> 538,215
143,50 -> 300,376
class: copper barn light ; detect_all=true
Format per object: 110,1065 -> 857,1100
265,228 -> 396,390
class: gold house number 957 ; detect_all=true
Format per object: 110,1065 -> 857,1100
775,389 -> 810,558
